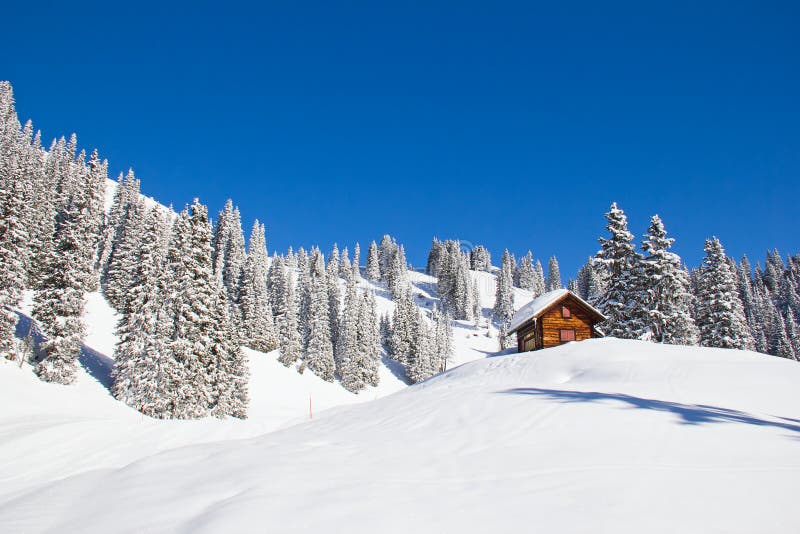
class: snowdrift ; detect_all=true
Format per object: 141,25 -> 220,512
2,338 -> 799,533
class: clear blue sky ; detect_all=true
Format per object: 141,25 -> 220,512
2,1 -> 798,276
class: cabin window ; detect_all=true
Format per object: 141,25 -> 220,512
559,329 -> 576,342
561,306 -> 571,319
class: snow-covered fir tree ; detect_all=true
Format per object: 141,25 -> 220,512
208,286 -> 250,418
366,240 -> 380,281
639,215 -> 698,345
547,256 -> 562,291
239,221 -> 277,352
211,200 -> 247,329
277,270 -> 302,367
388,285 -> 417,365
593,203 -> 645,338
339,246 -> 352,279
470,245 -> 492,272
471,278 -> 482,327
694,237 -> 753,350
304,249 -> 335,381
406,310 -> 437,383
112,207 -> 173,416
436,240 -> 473,320
162,201 -> 219,418
336,275 -> 360,375
517,251 -> 536,291
432,304 -> 453,373
0,83 -> 31,360
427,238 -> 444,276
98,170 -> 140,280
104,197 -> 147,312
351,242 -> 361,280
494,250 -> 515,348
267,254 -> 288,317
33,167 -> 98,383
326,246 -> 341,352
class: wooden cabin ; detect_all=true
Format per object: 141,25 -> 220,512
506,289 -> 606,353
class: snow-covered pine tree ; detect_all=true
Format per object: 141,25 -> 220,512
336,275 -> 360,376
104,197 -> 147,312
209,286 -> 250,419
575,260 -> 604,305
0,83 -> 30,360
694,237 -> 754,350
212,200 -> 247,330
83,149 -> 107,291
33,167 -> 96,383
351,242 -> 361,280
517,251 -> 536,291
532,260 -> 546,297
211,199 -> 233,284
366,240 -> 380,280
388,286 -> 416,365
296,246 -> 308,273
112,207 -> 173,416
407,311 -> 434,383
285,246 -> 297,268
326,247 -> 341,352
296,248 -> 311,345
339,246 -> 352,279
784,312 -> 800,361
640,215 -> 699,345
163,201 -> 219,418
339,285 -> 381,392
267,253 -> 288,316
435,240 -> 472,320
278,270 -> 302,367
547,256 -> 562,291
736,256 -> 767,353
23,127 -> 53,290
386,244 -> 410,298
378,234 -> 398,279
240,221 -> 278,352
593,203 -> 645,338
432,305 -> 453,373
427,238 -> 444,276
470,245 -> 492,272
494,249 -> 515,347
98,170 -> 140,280
358,291 -> 381,387
379,312 -> 391,347
471,278 -> 482,327
304,249 -> 335,381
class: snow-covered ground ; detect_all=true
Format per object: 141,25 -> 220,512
2,338 -> 799,533
5,179 -> 795,531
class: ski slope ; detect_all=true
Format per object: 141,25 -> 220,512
2,338 -> 799,533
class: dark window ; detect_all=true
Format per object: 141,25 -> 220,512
559,329 -> 575,342
561,306 -> 571,318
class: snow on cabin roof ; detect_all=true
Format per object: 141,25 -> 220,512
506,289 -> 605,334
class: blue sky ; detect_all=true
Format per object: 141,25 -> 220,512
2,1 -> 798,276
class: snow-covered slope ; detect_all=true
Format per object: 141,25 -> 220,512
2,339 -> 798,533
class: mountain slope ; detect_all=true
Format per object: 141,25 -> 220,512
2,338 -> 798,533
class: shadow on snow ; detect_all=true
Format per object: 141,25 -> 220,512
14,310 -> 115,391
497,387 -> 800,435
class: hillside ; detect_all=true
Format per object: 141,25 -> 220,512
1,338 -> 798,533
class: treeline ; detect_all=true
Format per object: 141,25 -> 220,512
574,204 -> 799,360
0,81 -> 458,421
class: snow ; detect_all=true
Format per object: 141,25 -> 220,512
2,338 -> 799,532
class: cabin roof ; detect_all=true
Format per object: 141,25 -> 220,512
506,289 -> 606,335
